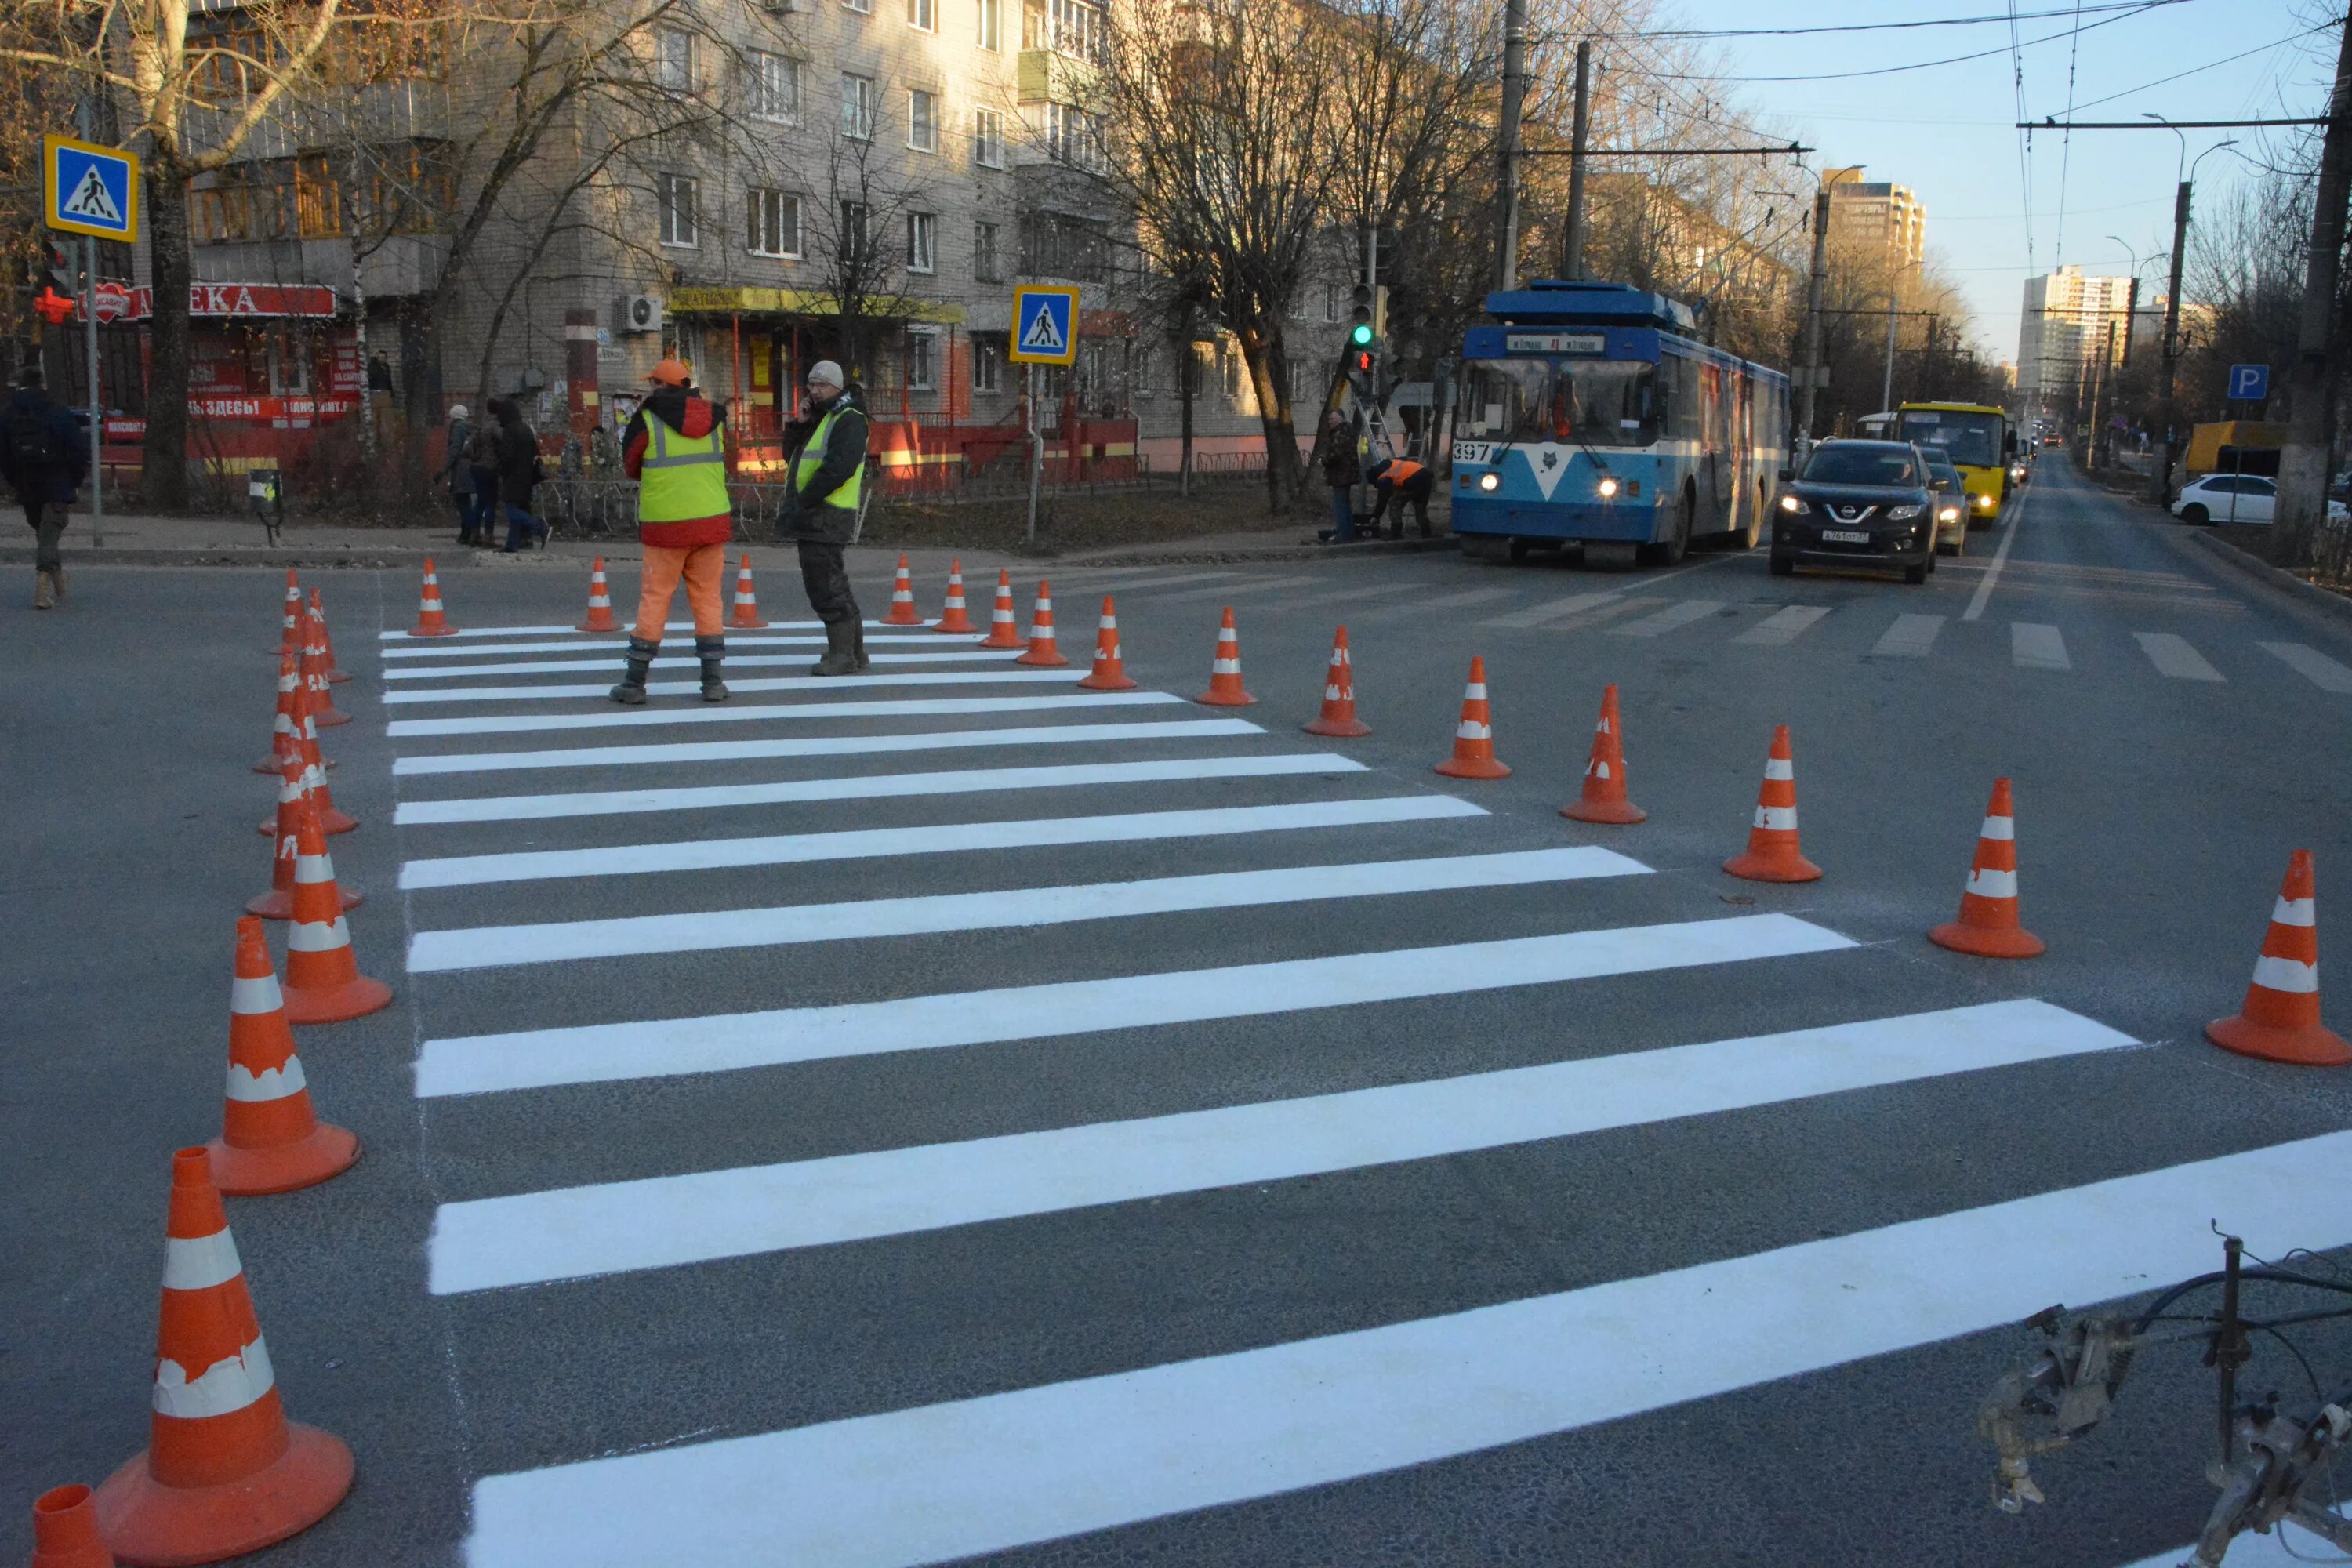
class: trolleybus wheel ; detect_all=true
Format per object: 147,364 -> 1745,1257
1638,491 -> 1691,568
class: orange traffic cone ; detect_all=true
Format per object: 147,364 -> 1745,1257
299,603 -> 350,728
207,916 -> 360,1196
1929,778 -> 2042,958
250,758 -> 361,918
728,555 -> 769,630
266,571 -> 302,657
278,793 -> 390,1025
1434,656 -> 1510,779
307,590 -> 350,685
2207,851 -> 2350,1067
251,651 -> 303,775
578,557 -> 620,633
931,559 -> 976,633
93,1149 -> 354,1566
30,1484 -> 115,1568
408,557 -> 457,636
1016,580 -> 1070,666
1196,608 -> 1257,706
1724,724 -> 1820,882
884,553 -> 921,625
978,569 -> 1024,648
1303,626 -> 1371,737
259,678 -> 354,835
1077,597 -> 1138,691
1562,684 -> 1646,825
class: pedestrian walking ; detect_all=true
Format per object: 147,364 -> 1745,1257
2,366 -> 89,610
1317,409 -> 1361,544
463,400 -> 500,527
491,397 -> 546,553
778,359 -> 869,675
1366,453 -> 1435,539
366,351 -> 396,449
442,404 -> 485,546
609,358 -> 734,706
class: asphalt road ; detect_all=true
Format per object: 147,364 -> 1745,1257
6,453 -> 2352,1567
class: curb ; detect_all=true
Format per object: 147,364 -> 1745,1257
2187,528 -> 2352,625
0,546 -> 471,569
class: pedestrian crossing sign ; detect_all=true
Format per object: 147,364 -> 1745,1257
1009,285 -> 1080,365
45,135 -> 140,243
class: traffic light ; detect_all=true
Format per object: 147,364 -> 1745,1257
1348,284 -> 1375,350
46,239 -> 80,294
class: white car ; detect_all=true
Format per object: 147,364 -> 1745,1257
2170,472 -> 2350,526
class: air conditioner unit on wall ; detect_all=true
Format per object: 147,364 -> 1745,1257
758,0 -> 797,13
616,294 -> 664,335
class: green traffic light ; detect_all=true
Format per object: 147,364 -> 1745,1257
1348,323 -> 1374,347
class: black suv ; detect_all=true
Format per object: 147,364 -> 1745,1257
1771,440 -> 1938,585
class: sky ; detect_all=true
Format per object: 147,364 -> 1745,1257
1636,0 -> 2341,364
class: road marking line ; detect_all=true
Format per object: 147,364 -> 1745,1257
2131,631 -> 2224,682
1478,590 -> 1621,629
1961,485 -> 2030,622
379,619 -> 869,641
459,1131 -> 2352,1568
1397,586 -> 1519,612
1150,575 -> 1324,603
1730,605 -> 1831,647
408,846 -> 1645,972
1058,570 -> 1242,592
383,649 -> 1018,681
426,998 -> 2129,1293
2115,1511 -> 2352,1568
1869,612 -> 1945,658
395,751 -> 1360,825
1610,599 -> 1724,637
398,795 -> 1486,891
391,718 -> 1266,778
1541,595 -> 1664,634
414,913 -> 1853,1098
387,691 -> 1185,739
1283,582 -> 1419,609
2010,622 -> 2071,671
383,668 -> 1082,706
2259,641 -> 2352,693
383,632 -> 980,661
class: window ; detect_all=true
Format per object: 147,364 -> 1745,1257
748,189 -> 802,256
973,332 -> 1003,393
840,199 -> 873,264
1133,344 -> 1155,398
844,0 -> 871,15
906,211 -> 936,273
978,0 -> 1000,49
653,27 -> 693,92
1025,0 -> 1105,60
1044,101 -> 1107,174
1018,209 -> 1108,280
907,0 -> 935,27
840,73 -> 877,139
971,107 -> 1006,169
906,329 -> 938,390
1323,281 -> 1340,321
747,52 -> 800,122
974,220 -> 1002,282
659,172 -> 699,247
908,89 -> 938,152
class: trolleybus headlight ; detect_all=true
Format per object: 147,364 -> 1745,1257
1596,476 -> 1619,499
1778,494 -> 1806,515
1477,472 -> 1500,492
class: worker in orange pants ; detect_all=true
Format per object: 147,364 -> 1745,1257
612,358 -> 735,703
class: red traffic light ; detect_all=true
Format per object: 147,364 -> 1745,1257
33,287 -> 77,325
1351,350 -> 1374,374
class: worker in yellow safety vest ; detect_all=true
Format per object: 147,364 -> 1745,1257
612,358 -> 735,704
779,358 -> 870,675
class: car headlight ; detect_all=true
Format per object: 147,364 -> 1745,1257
1596,476 -> 1619,499
1886,503 -> 1924,521
2010,466 -> 2026,481
1477,472 -> 1499,492
1973,492 -> 1996,509
1778,494 -> 1806,514
1937,506 -> 1960,523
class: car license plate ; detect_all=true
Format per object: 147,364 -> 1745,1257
1821,528 -> 1871,543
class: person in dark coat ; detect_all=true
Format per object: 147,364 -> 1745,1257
1,366 -> 89,609
778,359 -> 869,675
442,404 -> 484,545
1318,409 -> 1362,543
491,397 -> 546,552
1367,453 -> 1435,539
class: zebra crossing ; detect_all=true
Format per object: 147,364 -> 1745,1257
379,604 -> 2350,1567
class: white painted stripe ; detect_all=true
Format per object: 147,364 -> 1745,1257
1479,590 -> 1621,630
392,718 -> 1260,776
462,1132 -> 2352,1568
226,1058 -> 307,1102
1754,805 -> 1798,831
1152,575 -> 1323,603
388,691 -> 1184,740
398,797 -> 1486,891
415,914 -> 1854,1098
408,848 -> 1646,971
1610,600 -> 1723,638
1961,480 -> 2027,622
2116,1512 -> 2352,1568
1403,586 -> 1518,613
2260,641 -> 2352,693
429,999 -> 2132,1293
385,666 -> 1052,704
1762,758 -> 1793,781
153,1338 -> 274,1419
385,651 -> 1020,681
379,619 -> 874,641
382,633 -> 974,661
1068,571 -> 1240,593
1730,605 -> 1831,646
1978,816 -> 2014,841
1870,612 -> 1945,658
2010,622 -> 2071,671
162,1229 -> 243,1290
2274,896 -> 2316,927
1964,868 -> 2018,898
396,753 -> 1359,825
1286,583 -> 1417,608
2131,632 -> 2224,682
230,975 -> 283,1014
2250,955 -> 2319,994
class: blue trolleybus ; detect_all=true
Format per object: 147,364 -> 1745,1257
1450,280 -> 1791,565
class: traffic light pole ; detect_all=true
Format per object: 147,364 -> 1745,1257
1794,188 -> 1831,456
1563,41 -> 1593,281
82,234 -> 103,544
1494,0 -> 1527,290
2154,179 -> 2191,504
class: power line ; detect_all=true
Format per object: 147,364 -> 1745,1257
1642,2 -> 2172,84
2024,115 -> 2332,127
2053,0 -> 2085,266
1581,0 -> 2191,42
2064,23 -> 2336,114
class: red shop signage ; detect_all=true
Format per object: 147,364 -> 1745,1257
71,282 -> 341,322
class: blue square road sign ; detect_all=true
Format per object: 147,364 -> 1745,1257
45,134 -> 140,244
2227,363 -> 2270,402
1009,285 -> 1080,366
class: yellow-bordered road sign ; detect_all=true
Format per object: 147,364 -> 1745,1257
1009,285 -> 1080,365
45,134 -> 141,244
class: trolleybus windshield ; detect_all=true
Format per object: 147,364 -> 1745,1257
1464,359 -> 1657,448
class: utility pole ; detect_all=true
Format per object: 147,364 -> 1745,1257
1793,187 -> 1831,456
2154,179 -> 2192,502
1495,0 -> 1527,290
1880,290 -> 1898,414
2120,275 -> 2139,370
1562,39 -> 1593,281
2275,10 -> 2352,564
2087,317 -> 2116,470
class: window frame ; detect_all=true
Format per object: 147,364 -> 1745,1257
658,171 -> 699,249
908,88 -> 939,153
973,106 -> 1005,169
747,187 -> 804,258
840,71 -> 877,140
653,26 -> 695,93
906,210 -> 937,274
978,0 -> 1000,49
974,219 -> 1002,283
905,327 -> 939,391
747,51 -> 800,124
972,332 -> 1003,393
907,0 -> 935,28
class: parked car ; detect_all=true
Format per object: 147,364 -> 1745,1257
1918,449 -> 1969,555
2171,473 -> 2352,526
1771,439 -> 1938,585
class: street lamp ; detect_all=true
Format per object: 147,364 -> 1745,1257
2139,115 -> 2241,503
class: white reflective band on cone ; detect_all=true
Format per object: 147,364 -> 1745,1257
227,1057 -> 307,1102
1979,816 -> 2015,841
1324,685 -> 1343,700
2273,897 -> 2317,927
1213,659 -> 1242,674
1763,758 -> 1794,781
288,917 -> 351,953
294,853 -> 334,885
1965,868 -> 2019,898
1465,684 -> 1487,700
1755,805 -> 1798,831
1036,599 -> 1054,612
1098,617 -> 1117,630
163,1229 -> 244,1291
154,1336 -> 275,1418
1457,721 -> 1491,740
230,975 -> 285,1014
1592,761 -> 1613,780
2252,956 -> 2320,994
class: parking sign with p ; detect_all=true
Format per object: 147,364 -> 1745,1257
45,134 -> 140,244
2227,363 -> 2270,403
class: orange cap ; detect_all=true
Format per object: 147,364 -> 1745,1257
646,358 -> 691,387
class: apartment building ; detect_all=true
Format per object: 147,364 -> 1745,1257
1822,167 -> 1926,272
2016,264 -> 2135,408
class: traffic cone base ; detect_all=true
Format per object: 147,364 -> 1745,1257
1305,714 -> 1371,737
1562,684 -> 1645,823
31,1483 -> 116,1568
1930,919 -> 2045,960
1434,756 -> 1512,779
244,884 -> 361,920
1722,846 -> 1820,881
1724,724 -> 1820,881
208,1122 -> 360,1197
94,1423 -> 354,1568
1564,795 -> 1646,826
280,973 -> 393,1027
2205,1014 -> 2351,1068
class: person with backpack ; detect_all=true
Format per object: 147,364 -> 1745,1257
608,358 -> 733,705
777,359 -> 869,675
2,366 -> 89,610
491,397 -> 546,552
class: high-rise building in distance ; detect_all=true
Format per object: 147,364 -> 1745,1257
1822,167 -> 1927,270
2018,265 -> 2135,408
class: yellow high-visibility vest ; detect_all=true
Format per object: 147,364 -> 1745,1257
637,417 -> 729,522
794,404 -> 865,510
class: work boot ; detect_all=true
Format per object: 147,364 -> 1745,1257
608,635 -> 657,704
851,619 -> 870,672
695,634 -> 730,702
809,617 -> 859,676
50,561 -> 65,599
34,569 -> 55,610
